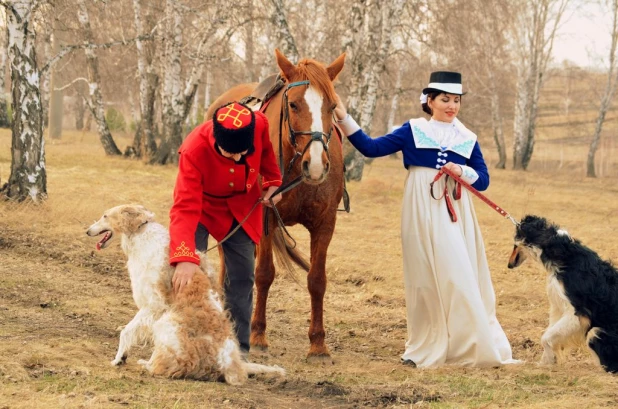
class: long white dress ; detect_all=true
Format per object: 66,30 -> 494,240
400,121 -> 517,368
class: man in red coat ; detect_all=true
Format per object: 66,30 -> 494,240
169,101 -> 282,356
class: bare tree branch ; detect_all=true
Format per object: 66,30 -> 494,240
41,32 -> 154,75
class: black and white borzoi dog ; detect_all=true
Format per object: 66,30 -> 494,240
508,215 -> 618,373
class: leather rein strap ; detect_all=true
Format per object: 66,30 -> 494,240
430,167 -> 518,225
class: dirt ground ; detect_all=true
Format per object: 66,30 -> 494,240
1,129 -> 618,408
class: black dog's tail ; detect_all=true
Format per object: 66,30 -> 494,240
587,326 -> 618,373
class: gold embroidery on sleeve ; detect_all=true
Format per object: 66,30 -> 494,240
172,241 -> 200,260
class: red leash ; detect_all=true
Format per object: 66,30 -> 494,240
430,167 -> 518,225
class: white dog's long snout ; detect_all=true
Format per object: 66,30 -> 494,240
86,218 -> 114,250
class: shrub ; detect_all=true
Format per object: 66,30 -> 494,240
105,107 -> 126,132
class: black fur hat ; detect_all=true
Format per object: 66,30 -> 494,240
212,101 -> 255,154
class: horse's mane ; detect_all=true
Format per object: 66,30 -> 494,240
294,59 -> 337,103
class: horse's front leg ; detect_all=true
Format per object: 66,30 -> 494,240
251,231 -> 275,350
306,222 -> 335,361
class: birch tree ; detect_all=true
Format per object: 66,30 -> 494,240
439,0 -> 513,169
39,10 -> 51,128
473,1 -> 513,169
0,0 -> 47,202
587,0 -> 618,177
0,11 -> 10,128
152,0 -> 230,165
131,0 -> 158,159
48,17 -> 63,139
244,0 -> 257,82
512,0 -> 568,170
76,0 -> 122,156
342,0 -> 406,181
269,0 -> 299,63
386,65 -> 404,134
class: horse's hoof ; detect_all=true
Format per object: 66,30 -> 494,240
251,344 -> 269,352
250,334 -> 269,350
306,353 -> 333,365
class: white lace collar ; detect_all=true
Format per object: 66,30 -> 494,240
408,117 -> 477,159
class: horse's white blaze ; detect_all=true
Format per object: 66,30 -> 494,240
304,87 -> 326,180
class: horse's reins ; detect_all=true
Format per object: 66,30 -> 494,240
209,80 -> 341,252
430,166 -> 518,226
280,80 -> 333,162
264,79 -> 338,247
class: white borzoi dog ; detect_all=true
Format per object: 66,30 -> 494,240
86,204 -> 285,384
508,215 -> 618,373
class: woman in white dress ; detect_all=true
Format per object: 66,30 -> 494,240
334,71 -> 518,368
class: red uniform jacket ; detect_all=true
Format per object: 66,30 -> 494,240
169,111 -> 282,265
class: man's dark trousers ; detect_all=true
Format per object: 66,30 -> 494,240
195,221 -> 255,354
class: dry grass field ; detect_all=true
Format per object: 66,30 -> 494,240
1,114 -> 618,409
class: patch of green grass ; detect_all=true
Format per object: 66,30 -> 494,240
516,372 -> 551,386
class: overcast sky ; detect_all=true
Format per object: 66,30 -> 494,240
552,3 -> 613,69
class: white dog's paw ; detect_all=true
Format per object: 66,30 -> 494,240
539,354 -> 556,366
137,359 -> 150,369
111,356 -> 127,366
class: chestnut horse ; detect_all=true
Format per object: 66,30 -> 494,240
206,49 -> 345,359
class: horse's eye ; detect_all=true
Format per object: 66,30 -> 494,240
289,102 -> 298,112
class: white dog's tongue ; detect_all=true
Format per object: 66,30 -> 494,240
96,231 -> 111,250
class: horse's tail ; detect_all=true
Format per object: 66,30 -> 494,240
271,228 -> 309,285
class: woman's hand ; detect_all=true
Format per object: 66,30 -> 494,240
333,93 -> 348,122
443,162 -> 463,177
261,185 -> 282,207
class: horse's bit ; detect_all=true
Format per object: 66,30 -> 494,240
265,80 -> 336,245
278,80 -> 333,176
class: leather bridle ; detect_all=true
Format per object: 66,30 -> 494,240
278,80 -> 332,178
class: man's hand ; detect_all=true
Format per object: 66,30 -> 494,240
261,185 -> 282,208
172,261 -> 201,294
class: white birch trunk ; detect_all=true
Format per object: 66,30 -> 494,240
245,0 -> 257,82
270,0 -> 299,63
488,70 -> 507,169
386,65 -> 404,160
40,21 -> 51,128
48,22 -> 63,140
132,0 -> 158,158
1,0 -> 47,202
386,65 -> 403,132
153,0 -> 184,165
154,0 -> 228,165
204,67 -> 212,113
74,90 -> 85,130
77,0 -> 121,156
588,0 -> 618,177
0,14 -> 10,128
342,0 -> 405,181
512,0 -> 568,170
189,87 -> 198,126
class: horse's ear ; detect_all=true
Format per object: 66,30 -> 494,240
275,48 -> 297,81
326,52 -> 346,81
